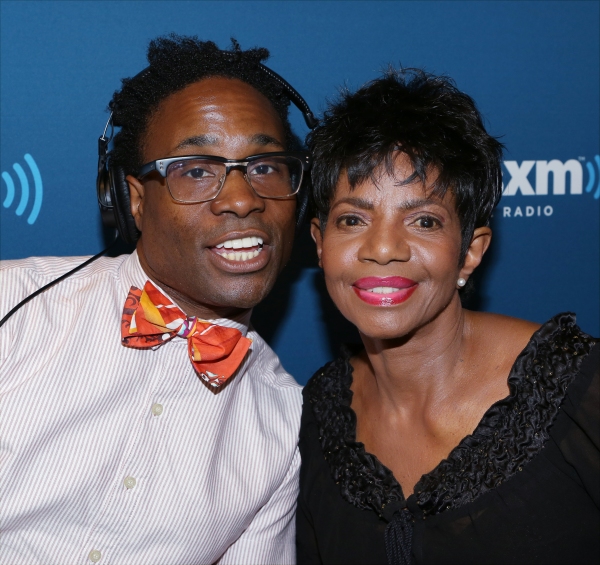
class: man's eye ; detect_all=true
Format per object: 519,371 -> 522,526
414,216 -> 440,229
250,163 -> 277,175
185,167 -> 213,179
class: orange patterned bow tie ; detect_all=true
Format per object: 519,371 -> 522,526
121,281 -> 252,388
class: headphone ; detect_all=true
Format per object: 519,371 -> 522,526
97,63 -> 318,246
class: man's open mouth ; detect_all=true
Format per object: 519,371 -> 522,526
213,237 -> 264,261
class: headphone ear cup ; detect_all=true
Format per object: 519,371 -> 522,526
97,163 -> 117,230
109,165 -> 140,246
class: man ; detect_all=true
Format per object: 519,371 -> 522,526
0,35 -> 309,564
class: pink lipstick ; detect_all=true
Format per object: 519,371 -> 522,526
352,276 -> 418,306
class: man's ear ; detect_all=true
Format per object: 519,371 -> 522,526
459,226 -> 492,282
127,175 -> 145,232
310,217 -> 323,268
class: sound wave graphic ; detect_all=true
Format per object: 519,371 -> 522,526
584,155 -> 600,199
2,154 -> 43,224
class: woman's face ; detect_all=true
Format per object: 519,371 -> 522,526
311,153 -> 490,341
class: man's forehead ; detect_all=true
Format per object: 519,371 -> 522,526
160,76 -> 276,113
143,77 -> 286,159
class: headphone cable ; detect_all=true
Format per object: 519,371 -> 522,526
0,238 -> 120,329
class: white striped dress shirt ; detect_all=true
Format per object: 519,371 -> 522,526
0,252 -> 302,565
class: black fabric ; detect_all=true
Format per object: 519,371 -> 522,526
297,313 -> 600,564
385,508 -> 413,565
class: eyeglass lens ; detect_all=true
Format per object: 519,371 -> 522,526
166,156 -> 302,202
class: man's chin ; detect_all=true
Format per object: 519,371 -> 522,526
211,290 -> 273,312
205,267 -> 281,309
182,284 -> 277,319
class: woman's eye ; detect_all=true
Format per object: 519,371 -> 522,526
337,215 -> 364,227
414,216 -> 440,229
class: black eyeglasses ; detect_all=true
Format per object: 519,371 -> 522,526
138,152 -> 311,203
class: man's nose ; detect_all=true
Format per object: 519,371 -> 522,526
209,169 -> 265,217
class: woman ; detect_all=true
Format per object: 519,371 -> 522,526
296,69 -> 599,564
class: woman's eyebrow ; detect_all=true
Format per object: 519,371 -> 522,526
331,197 -> 374,210
331,196 -> 443,212
397,197 -> 440,211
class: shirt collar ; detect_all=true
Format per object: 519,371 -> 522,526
117,250 -> 251,337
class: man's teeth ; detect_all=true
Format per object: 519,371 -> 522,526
215,237 -> 264,261
215,236 -> 263,250
367,286 -> 400,294
221,249 -> 262,261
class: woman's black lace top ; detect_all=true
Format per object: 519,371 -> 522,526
296,313 -> 600,565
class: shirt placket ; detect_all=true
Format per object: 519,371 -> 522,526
78,342 -> 190,565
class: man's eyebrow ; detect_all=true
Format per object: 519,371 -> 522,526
249,133 -> 285,149
175,133 -> 285,151
175,134 -> 219,150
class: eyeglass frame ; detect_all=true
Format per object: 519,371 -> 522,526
137,151 -> 312,204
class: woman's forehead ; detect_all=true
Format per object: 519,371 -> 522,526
339,151 -> 442,189
332,157 -> 449,204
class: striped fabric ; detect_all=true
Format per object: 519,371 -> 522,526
0,252 -> 302,565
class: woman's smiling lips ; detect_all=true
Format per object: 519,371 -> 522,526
352,276 -> 418,306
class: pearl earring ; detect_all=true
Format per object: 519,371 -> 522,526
457,277 -> 467,288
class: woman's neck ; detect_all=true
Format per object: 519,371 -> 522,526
356,296 -> 474,412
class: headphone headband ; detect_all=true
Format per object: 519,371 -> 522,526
257,63 -> 318,129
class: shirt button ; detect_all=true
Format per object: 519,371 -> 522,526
151,403 -> 163,416
89,549 -> 102,562
123,476 -> 137,489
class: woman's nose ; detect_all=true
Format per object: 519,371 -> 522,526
358,222 -> 411,264
209,169 -> 265,217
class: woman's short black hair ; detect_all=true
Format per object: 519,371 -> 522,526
108,34 -> 294,176
309,68 -> 504,262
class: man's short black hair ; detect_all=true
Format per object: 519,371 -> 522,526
109,34 -> 295,176
309,68 -> 504,262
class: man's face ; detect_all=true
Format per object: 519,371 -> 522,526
127,77 -> 296,319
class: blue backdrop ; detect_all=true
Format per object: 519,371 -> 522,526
2,0 -> 599,384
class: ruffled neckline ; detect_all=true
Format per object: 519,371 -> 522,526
304,313 -> 596,518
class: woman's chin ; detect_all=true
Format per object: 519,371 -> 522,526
336,303 -> 413,342
340,288 -> 461,344
353,319 -> 416,343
